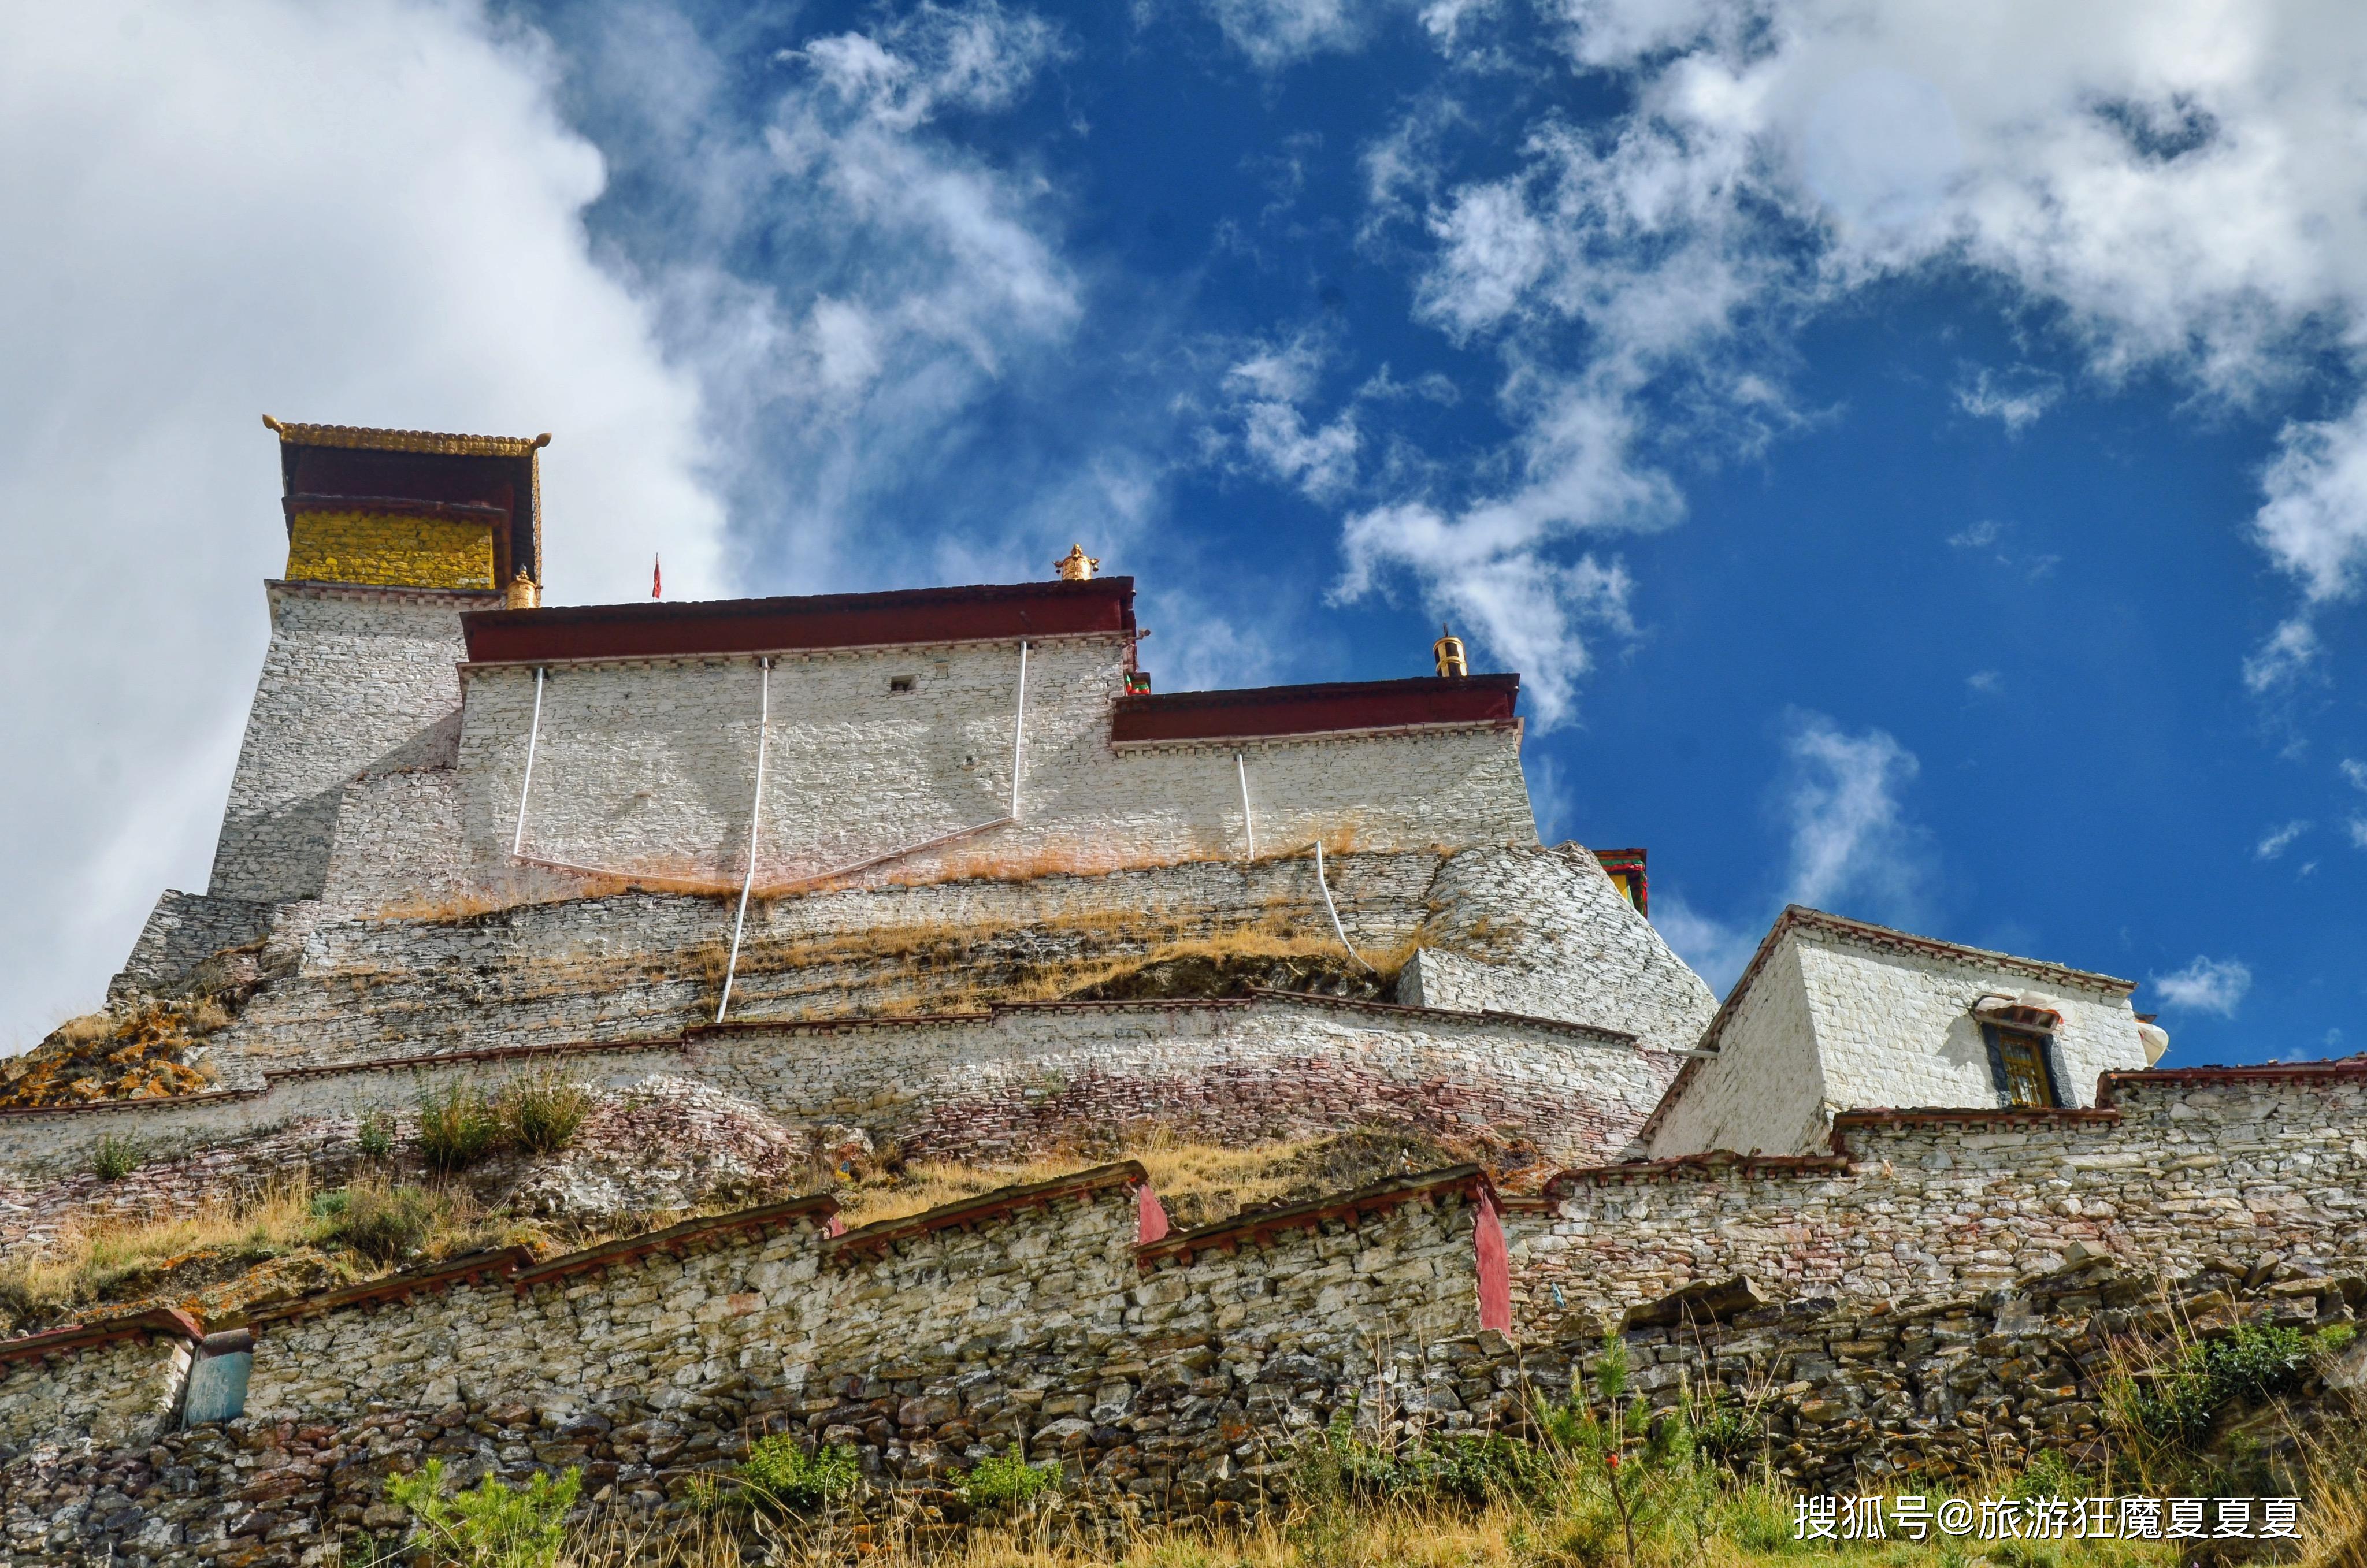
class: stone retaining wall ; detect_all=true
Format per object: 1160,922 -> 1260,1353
1508,1067 -> 2367,1329
0,1313 -> 199,1453
0,993 -> 1674,1183
159,848 -> 1450,1069
0,1166 -> 1502,1566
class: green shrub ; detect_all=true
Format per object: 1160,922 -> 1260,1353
89,1132 -> 144,1182
959,1449 -> 1060,1510
1688,1394 -> 1764,1465
733,1436 -> 860,1513
387,1458 -> 580,1568
2009,1448 -> 2077,1503
327,1183 -> 440,1264
356,1112 -> 395,1162
417,1084 -> 502,1175
1300,1405 -> 1546,1506
2125,1322 -> 2340,1447
497,1072 -> 591,1157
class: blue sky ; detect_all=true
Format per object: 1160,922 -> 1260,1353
2,0 -> 2364,1066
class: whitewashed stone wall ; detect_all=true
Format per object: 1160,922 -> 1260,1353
0,993 -> 1674,1183
318,768 -> 473,914
1797,932 -> 2145,1110
208,583 -> 483,904
109,894 -> 276,1004
1515,1069 -> 2367,1328
1640,939 -> 1825,1157
457,637 -> 1533,895
1645,923 -> 2147,1157
120,846 -> 1701,1080
191,848 -> 1444,1070
1394,845 -> 1717,1058
0,1326 -> 194,1451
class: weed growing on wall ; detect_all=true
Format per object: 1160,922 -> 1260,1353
387,1458 -> 580,1568
88,1132 -> 144,1181
497,1072 -> 591,1155
316,1181 -> 450,1264
2112,1319 -> 2357,1452
417,1083 -> 502,1174
958,1450 -> 1061,1511
355,1111 -> 395,1161
710,1437 -> 859,1515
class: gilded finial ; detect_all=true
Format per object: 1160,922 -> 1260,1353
1055,544 -> 1099,581
1434,623 -> 1468,678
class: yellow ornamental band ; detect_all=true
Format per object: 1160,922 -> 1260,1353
284,510 -> 497,590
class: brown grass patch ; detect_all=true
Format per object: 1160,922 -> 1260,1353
700,904 -> 1422,1024
0,1173 -> 528,1335
829,1127 -> 1460,1232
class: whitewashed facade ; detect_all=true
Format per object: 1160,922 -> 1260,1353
1642,907 -> 2158,1157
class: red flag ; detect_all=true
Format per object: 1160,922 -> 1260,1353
652,555 -> 662,598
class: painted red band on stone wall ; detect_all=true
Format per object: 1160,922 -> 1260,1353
1110,675 -> 1519,743
1137,1183 -> 1171,1244
462,578 -> 1137,663
1474,1189 -> 1512,1334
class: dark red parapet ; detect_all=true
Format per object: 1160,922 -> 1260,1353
1111,674 -> 1519,745
462,578 -> 1137,664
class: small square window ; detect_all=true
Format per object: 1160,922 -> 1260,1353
889,675 -> 915,693
1987,1027 -> 2058,1108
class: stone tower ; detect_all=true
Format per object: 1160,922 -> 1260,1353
205,419 -> 548,905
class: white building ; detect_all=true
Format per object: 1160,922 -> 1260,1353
1640,905 -> 2169,1157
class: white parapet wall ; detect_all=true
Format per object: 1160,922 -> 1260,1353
455,634 -> 1536,896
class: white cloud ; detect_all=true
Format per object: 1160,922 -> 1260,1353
1654,713 -> 1930,993
1219,339 -> 1363,501
1199,0 -> 1364,68
2150,955 -> 2254,1017
1196,0 -> 1501,68
1955,367 -> 2064,433
569,0 -> 1084,589
1949,520 -> 2005,549
0,0 -> 725,1047
2342,758 -> 2367,792
1965,670 -> 2002,694
1780,714 -> 1930,920
2255,819 -> 2310,859
2347,817 -> 2367,850
2243,616 -> 2322,694
1345,0 -> 2367,712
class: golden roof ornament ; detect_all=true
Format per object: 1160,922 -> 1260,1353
1434,624 -> 1468,678
1055,544 -> 1100,581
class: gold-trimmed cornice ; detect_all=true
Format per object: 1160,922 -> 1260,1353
261,414 -> 551,459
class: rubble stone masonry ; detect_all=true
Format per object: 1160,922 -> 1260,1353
1511,1065 -> 2367,1326
8,1075 -> 2367,1565
0,991 -> 1676,1183
0,1168 -> 1507,1565
207,584 -> 491,906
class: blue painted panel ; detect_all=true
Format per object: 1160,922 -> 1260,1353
181,1351 -> 252,1427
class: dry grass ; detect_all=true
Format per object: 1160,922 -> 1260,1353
703,905 -> 1421,1024
832,1136 -> 1300,1231
0,1179 -> 327,1327
514,1474 -> 2243,1568
830,1128 -> 1457,1232
0,1173 -> 527,1332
